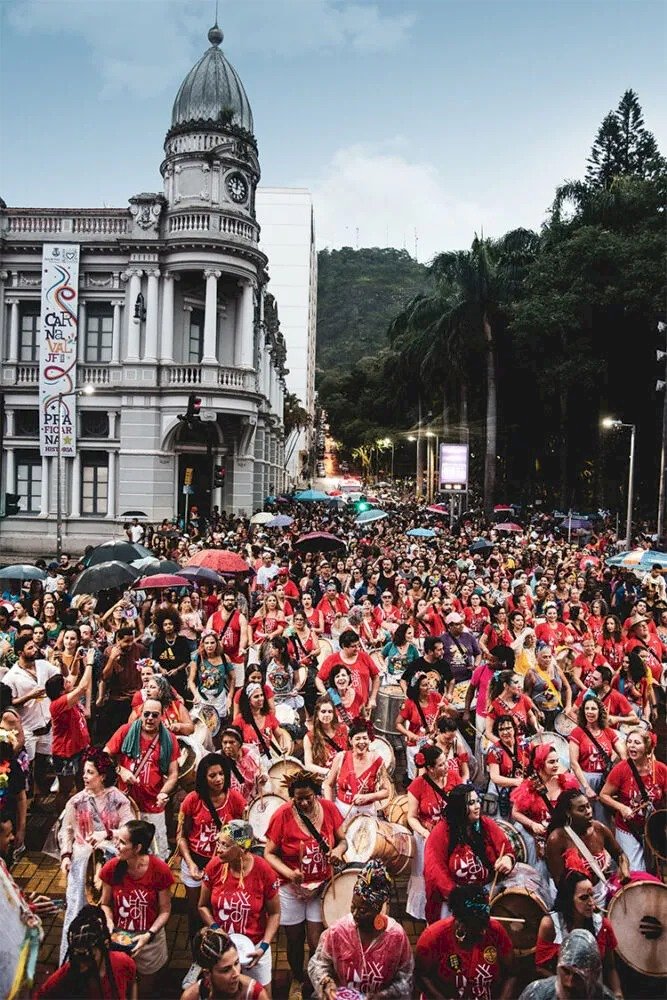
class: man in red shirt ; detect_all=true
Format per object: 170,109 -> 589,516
571,636 -> 608,695
315,629 -> 380,711
45,655 -> 93,812
105,697 -> 179,859
206,589 -> 248,687
572,667 -> 637,727
624,618 -> 665,682
316,581 -> 350,638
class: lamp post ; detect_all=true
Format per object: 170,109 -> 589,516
602,417 -> 636,549
56,384 -> 95,560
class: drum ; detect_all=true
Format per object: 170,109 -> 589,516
317,638 -> 333,666
268,731 -> 294,759
496,818 -> 528,864
451,680 -> 471,711
373,685 -> 404,735
385,793 -> 410,829
246,794 -> 285,842
345,815 -> 414,876
490,864 -> 549,956
528,731 -> 569,772
322,864 -> 365,927
371,651 -> 387,675
370,735 -> 395,775
554,711 -> 576,738
267,755 -> 305,799
177,736 -> 205,791
229,932 -> 256,968
607,879 -> 667,977
191,702 -> 222,738
645,810 -> 667,882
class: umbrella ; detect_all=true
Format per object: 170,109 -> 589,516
120,510 -> 148,518
494,522 -> 523,533
579,555 -> 601,570
266,514 -> 293,528
293,489 -> 329,502
560,516 -> 594,532
293,531 -> 346,553
186,549 -> 253,576
179,566 -> 225,585
407,527 -> 436,538
0,564 -> 47,581
250,512 -> 274,525
470,539 -> 495,554
327,489 -> 343,496
606,549 -> 667,570
84,540 -> 153,567
71,561 -> 141,595
136,574 -> 189,589
427,503 -> 449,515
131,556 -> 161,573
355,509 -> 388,524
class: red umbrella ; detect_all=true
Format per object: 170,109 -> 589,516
327,489 -> 343,496
186,549 -> 253,576
293,531 -> 346,553
579,555 -> 601,570
136,574 -> 189,589
494,522 -> 523,533
427,503 -> 449,515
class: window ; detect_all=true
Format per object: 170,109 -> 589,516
85,306 -> 113,363
188,308 -> 204,363
80,411 -> 109,439
14,410 -> 39,438
15,451 -> 42,513
81,451 -> 108,515
19,303 -> 40,362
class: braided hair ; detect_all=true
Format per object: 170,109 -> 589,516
193,927 -> 239,996
56,905 -> 119,999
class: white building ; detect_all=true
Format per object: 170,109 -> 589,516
255,188 -> 317,484
0,22 -> 296,557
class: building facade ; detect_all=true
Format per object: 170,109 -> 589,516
0,23 -> 291,557
255,188 -> 317,483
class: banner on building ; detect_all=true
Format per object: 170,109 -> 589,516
439,443 -> 468,490
39,243 -> 80,457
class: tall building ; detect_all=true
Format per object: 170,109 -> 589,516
255,188 -> 317,483
0,23 -> 291,556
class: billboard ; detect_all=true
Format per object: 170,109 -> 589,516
439,443 -> 468,490
39,244 -> 80,457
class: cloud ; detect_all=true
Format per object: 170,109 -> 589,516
312,144 -> 490,262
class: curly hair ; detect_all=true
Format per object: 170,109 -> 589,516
576,695 -> 609,730
155,607 -> 182,633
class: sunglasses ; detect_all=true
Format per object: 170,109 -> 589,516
143,711 -> 160,719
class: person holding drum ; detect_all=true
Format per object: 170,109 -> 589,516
431,716 -> 471,790
247,594 -> 287,662
57,747 -> 136,963
485,669 -> 541,741
220,724 -> 268,801
188,632 -> 236,729
523,644 -> 572,731
308,859 -> 414,999
285,608 -> 322,717
423,783 -> 516,923
303,695 -> 349,777
486,714 -> 530,818
232,683 -> 290,762
379,622 -> 420,681
511,745 -> 579,871
128,672 -> 195,737
325,662 -> 365,723
263,636 -> 307,716
396,671 -> 442,778
321,718 -> 392,819
406,743 -> 449,921
198,820 -> 280,996
569,695 -> 625,823
535,871 -> 623,998
178,754 -> 247,942
263,773 -> 347,1000
599,728 -> 667,870
180,928 -> 269,1000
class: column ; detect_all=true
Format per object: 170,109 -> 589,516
39,456 -> 50,518
202,270 -> 221,364
234,280 -> 254,368
111,301 -> 122,364
5,448 -> 15,493
0,272 -> 8,361
106,451 -> 116,519
7,299 -> 19,363
77,300 -> 87,363
159,274 -> 175,363
143,269 -> 160,361
125,269 -> 143,361
5,408 -> 15,437
70,453 -> 81,519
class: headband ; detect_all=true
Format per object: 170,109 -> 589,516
245,682 -> 262,697
219,820 -> 253,851
354,860 -> 392,908
83,746 -> 115,777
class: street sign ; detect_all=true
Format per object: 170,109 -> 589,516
184,467 -> 193,486
439,443 -> 468,490
182,485 -> 194,495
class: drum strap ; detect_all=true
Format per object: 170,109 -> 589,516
294,806 -> 333,858
323,733 -> 344,754
627,758 -> 653,811
415,699 -> 430,733
227,757 -> 246,787
423,774 -> 449,811
583,726 -> 613,775
131,733 -> 160,779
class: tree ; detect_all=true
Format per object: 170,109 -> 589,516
586,89 -> 666,188
283,392 -> 311,437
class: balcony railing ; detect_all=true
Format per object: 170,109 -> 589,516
79,365 -> 111,385
4,210 -> 130,237
218,367 -> 256,391
9,362 -> 256,393
16,364 -> 38,385
162,365 -> 202,386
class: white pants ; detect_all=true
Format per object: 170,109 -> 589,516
406,832 -> 426,920
59,846 -> 92,963
140,810 -> 169,860
615,826 -> 646,871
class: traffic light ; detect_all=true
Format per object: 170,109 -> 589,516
186,394 -> 202,421
214,465 -> 226,488
4,492 -> 21,516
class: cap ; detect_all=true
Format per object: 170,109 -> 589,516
446,612 -> 463,624
48,561 -> 58,570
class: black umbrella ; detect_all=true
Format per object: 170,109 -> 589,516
469,538 -> 495,554
131,558 -> 182,576
0,564 -> 47,581
84,540 -> 153,567
71,560 -> 141,595
293,531 -> 346,553
179,566 -> 225,585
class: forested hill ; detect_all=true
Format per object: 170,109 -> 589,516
316,247 -> 430,373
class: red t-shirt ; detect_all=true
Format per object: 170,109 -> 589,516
265,799 -> 344,885
202,853 -> 279,943
105,723 -> 179,813
416,917 -> 512,1000
570,726 -> 621,773
486,741 -> 529,779
398,691 -> 441,735
604,759 -> 667,831
463,606 -> 491,635
482,623 -> 513,652
487,693 -> 533,733
317,650 -> 379,703
573,652 -> 607,684
535,621 -> 569,651
573,687 -> 634,718
49,694 -> 89,757
180,788 -> 247,858
35,951 -> 136,998
407,773 -> 447,829
99,855 -> 174,932
231,712 -> 281,750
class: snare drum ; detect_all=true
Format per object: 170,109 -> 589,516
496,819 -> 528,864
317,638 -> 333,666
528,731 -> 569,772
608,879 -> 667,977
345,815 -> 414,876
370,735 -> 395,775
554,711 -> 576,738
490,863 -> 549,956
322,864 -> 365,927
373,684 -> 404,735
267,756 -> 305,799
246,794 -> 285,843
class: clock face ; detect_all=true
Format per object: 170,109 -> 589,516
226,173 -> 248,204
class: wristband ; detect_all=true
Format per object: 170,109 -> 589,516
61,852 -> 72,860
210,922 -> 221,930
258,941 -> 270,953
146,929 -> 156,941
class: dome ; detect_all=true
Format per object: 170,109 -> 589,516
171,24 -> 253,133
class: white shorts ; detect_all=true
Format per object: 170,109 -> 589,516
180,857 -> 204,889
278,882 -> 324,925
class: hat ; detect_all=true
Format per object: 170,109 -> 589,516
630,615 -> 649,627
47,561 -> 58,570
445,612 -> 463,624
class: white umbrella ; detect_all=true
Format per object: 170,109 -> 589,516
251,511 -> 275,525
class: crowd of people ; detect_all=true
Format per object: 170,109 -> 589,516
0,493 -> 666,1000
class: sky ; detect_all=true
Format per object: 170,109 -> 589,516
0,0 -> 665,262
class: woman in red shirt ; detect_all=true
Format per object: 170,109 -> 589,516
178,754 -> 247,940
600,614 -> 625,672
535,603 -> 569,652
182,928 -> 268,1000
303,695 -> 349,777
511,745 -> 579,873
479,607 -> 513,659
46,655 -> 93,811
462,592 -> 491,638
199,820 -> 280,992
432,716 -> 471,791
485,669 -> 540,741
569,695 -> 625,823
485,714 -> 529,818
232,683 -> 290,761
396,672 -> 443,778
585,599 -> 607,647
247,594 -> 286,653
321,719 -> 392,819
300,591 -> 324,636
100,819 -> 174,996
406,743 -> 449,920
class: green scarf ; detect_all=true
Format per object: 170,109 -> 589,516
120,719 -> 173,776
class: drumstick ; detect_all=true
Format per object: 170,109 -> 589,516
489,845 -> 506,899
493,916 -> 526,924
299,841 -> 304,875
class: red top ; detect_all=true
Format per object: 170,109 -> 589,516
35,951 -> 136,999
99,855 -> 174,932
463,606 -> 491,635
416,918 -> 512,1000
573,687 -> 634,717
337,751 -> 384,805
249,613 -> 285,644
604,759 -> 667,832
570,726 -> 621,773
180,789 -> 247,858
585,614 -> 605,646
210,608 -> 245,662
316,594 -> 350,636
601,638 -> 625,672
487,693 -> 533,734
535,915 -> 617,967
106,723 -> 179,813
486,741 -> 529,779
231,712 -> 281,751
49,694 -> 89,757
573,652 -> 607,684
407,773 -> 447,830
225,746 -> 262,800
482,623 -> 513,651
397,691 -> 441,735
624,636 -> 664,681
535,621 -> 569,651
202,853 -> 279,943
265,799 -> 344,885
304,723 -> 349,768
317,650 -> 380,703
510,773 -> 580,825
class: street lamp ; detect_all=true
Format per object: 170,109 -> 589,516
602,417 -> 636,549
56,384 -> 95,560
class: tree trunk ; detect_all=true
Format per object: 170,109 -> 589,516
416,396 -> 424,498
483,315 -> 497,510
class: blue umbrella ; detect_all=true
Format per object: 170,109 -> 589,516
294,489 -> 330,502
470,538 -> 494,554
266,514 -> 294,527
606,549 -> 667,570
355,509 -> 388,524
407,527 -> 436,538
